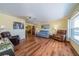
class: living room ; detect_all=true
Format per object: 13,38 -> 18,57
0,3 -> 79,56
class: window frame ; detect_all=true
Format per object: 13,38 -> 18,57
69,12 -> 79,45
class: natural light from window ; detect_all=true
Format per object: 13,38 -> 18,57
72,14 -> 79,42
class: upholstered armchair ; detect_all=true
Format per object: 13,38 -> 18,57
52,30 -> 67,42
1,32 -> 20,46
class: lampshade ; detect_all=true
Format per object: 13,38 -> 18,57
0,25 -> 5,29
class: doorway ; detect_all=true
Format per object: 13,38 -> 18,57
26,25 -> 35,36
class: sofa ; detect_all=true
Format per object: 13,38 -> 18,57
36,30 -> 49,38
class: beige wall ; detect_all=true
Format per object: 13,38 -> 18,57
26,23 -> 33,31
0,13 -> 25,39
49,17 -> 67,34
34,17 -> 67,35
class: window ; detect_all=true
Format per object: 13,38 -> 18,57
70,13 -> 79,44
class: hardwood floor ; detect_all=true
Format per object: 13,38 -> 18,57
14,35 -> 76,56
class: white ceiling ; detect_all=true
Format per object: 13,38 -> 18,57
0,3 -> 78,24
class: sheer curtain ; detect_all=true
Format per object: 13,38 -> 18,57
73,16 -> 79,41
70,14 -> 79,44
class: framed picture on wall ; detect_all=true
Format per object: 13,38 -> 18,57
13,22 -> 24,29
41,24 -> 49,29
